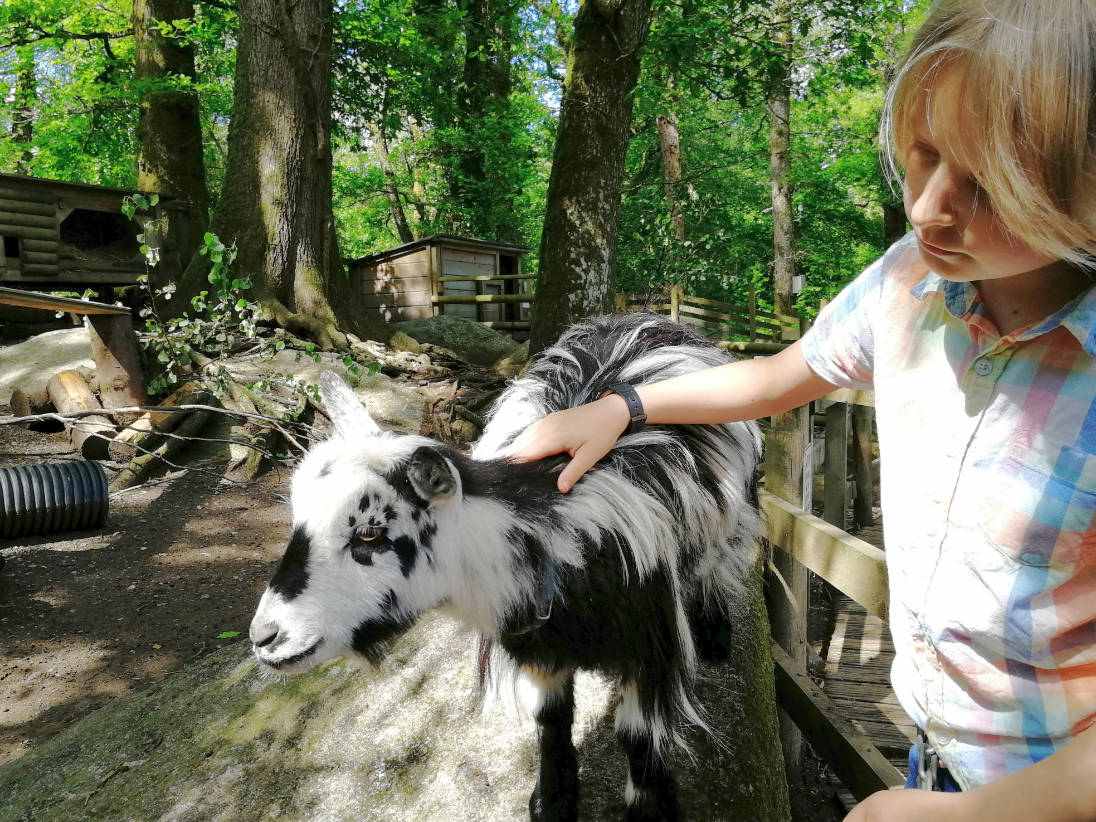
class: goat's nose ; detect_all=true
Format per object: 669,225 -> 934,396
249,618 -> 280,648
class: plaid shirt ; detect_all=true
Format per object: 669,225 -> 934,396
802,233 -> 1096,790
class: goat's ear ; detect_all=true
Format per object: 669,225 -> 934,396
318,371 -> 381,437
408,447 -> 458,502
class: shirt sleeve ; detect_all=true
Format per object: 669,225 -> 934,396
800,252 -> 890,390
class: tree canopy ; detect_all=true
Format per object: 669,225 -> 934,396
0,0 -> 926,334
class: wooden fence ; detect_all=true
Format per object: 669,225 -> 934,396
617,284 -> 801,346
763,388 -> 904,801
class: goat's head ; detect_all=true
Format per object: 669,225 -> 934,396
249,372 -> 463,673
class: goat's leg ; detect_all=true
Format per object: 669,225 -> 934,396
526,667 -> 578,822
615,681 -> 680,822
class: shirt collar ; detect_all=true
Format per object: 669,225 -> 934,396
910,271 -> 1096,357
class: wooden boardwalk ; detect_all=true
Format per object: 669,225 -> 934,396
822,594 -> 915,763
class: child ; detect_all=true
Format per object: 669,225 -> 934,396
507,2 -> 1096,819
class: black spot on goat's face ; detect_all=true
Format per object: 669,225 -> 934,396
249,434 -> 462,673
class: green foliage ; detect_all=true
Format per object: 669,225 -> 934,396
617,0 -> 908,318
3,0 -> 924,329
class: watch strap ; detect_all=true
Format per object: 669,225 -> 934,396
605,382 -> 646,435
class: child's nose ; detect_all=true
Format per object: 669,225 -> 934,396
908,166 -> 958,228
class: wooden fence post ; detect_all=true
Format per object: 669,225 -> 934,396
823,401 -> 849,529
765,403 -> 812,786
669,284 -> 682,323
748,283 -> 757,340
851,405 -> 875,528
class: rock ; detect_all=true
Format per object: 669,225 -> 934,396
493,340 -> 530,377
395,316 -> 519,368
0,327 -> 95,406
387,330 -> 423,355
0,594 -> 791,822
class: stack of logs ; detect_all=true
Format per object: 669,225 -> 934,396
11,374 -> 221,491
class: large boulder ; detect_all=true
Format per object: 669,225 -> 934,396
0,577 -> 791,821
0,327 -> 94,406
395,316 -> 520,368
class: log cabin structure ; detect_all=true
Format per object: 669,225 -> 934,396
350,235 -> 532,334
0,173 -> 190,287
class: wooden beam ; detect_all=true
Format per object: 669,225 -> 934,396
0,286 -> 129,315
0,198 -> 55,216
761,491 -> 889,619
0,210 -> 55,229
772,642 -> 905,801
822,387 -> 875,408
438,274 -> 532,282
431,293 -> 534,304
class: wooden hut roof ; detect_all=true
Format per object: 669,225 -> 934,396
351,234 -> 530,268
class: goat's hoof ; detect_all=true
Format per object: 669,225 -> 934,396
528,787 -> 578,822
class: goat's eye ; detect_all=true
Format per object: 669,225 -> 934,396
349,527 -> 388,565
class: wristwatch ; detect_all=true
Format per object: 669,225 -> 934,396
603,383 -> 646,435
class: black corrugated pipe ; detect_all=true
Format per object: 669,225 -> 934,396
0,461 -> 109,539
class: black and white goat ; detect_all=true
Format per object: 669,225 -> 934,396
249,313 -> 762,822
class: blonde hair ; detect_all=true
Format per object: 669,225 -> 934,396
881,1 -> 1096,266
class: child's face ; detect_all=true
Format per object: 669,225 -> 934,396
901,70 -> 1061,284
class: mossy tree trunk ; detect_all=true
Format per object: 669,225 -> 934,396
529,0 -> 652,354
177,0 -> 387,348
133,0 -> 210,288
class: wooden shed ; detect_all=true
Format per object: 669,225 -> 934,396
0,173 -> 189,287
350,235 -> 533,333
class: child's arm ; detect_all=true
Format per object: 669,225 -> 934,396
845,724 -> 1096,822
507,339 -> 838,492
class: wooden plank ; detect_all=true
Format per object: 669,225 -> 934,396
761,490 -> 889,619
0,210 -> 55,229
361,292 -> 432,310
22,251 -> 59,265
438,274 -> 532,282
822,387 -> 875,408
718,340 -> 789,355
431,293 -> 534,304
0,224 -> 56,241
772,642 -> 905,801
0,286 -> 129,315
2,269 -> 142,285
0,185 -> 55,205
363,275 -> 432,297
20,238 -> 60,253
824,403 -> 850,529
0,198 -> 55,216
19,263 -> 60,276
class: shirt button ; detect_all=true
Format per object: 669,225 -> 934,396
973,357 -> 993,376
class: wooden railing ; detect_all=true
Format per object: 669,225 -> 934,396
618,284 -> 800,346
763,389 -> 903,801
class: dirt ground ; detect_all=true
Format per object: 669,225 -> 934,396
0,422 -> 291,767
0,403 -> 849,821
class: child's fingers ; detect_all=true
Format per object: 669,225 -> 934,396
505,421 -> 562,463
557,442 -> 609,493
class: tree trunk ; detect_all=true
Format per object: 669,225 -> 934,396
178,0 -> 386,347
767,6 -> 796,318
11,45 -> 35,174
529,0 -> 653,354
656,112 -> 685,245
370,121 -> 414,244
133,0 -> 210,286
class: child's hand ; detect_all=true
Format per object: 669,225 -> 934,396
506,396 -> 631,493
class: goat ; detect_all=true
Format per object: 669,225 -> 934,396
249,313 -> 762,821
